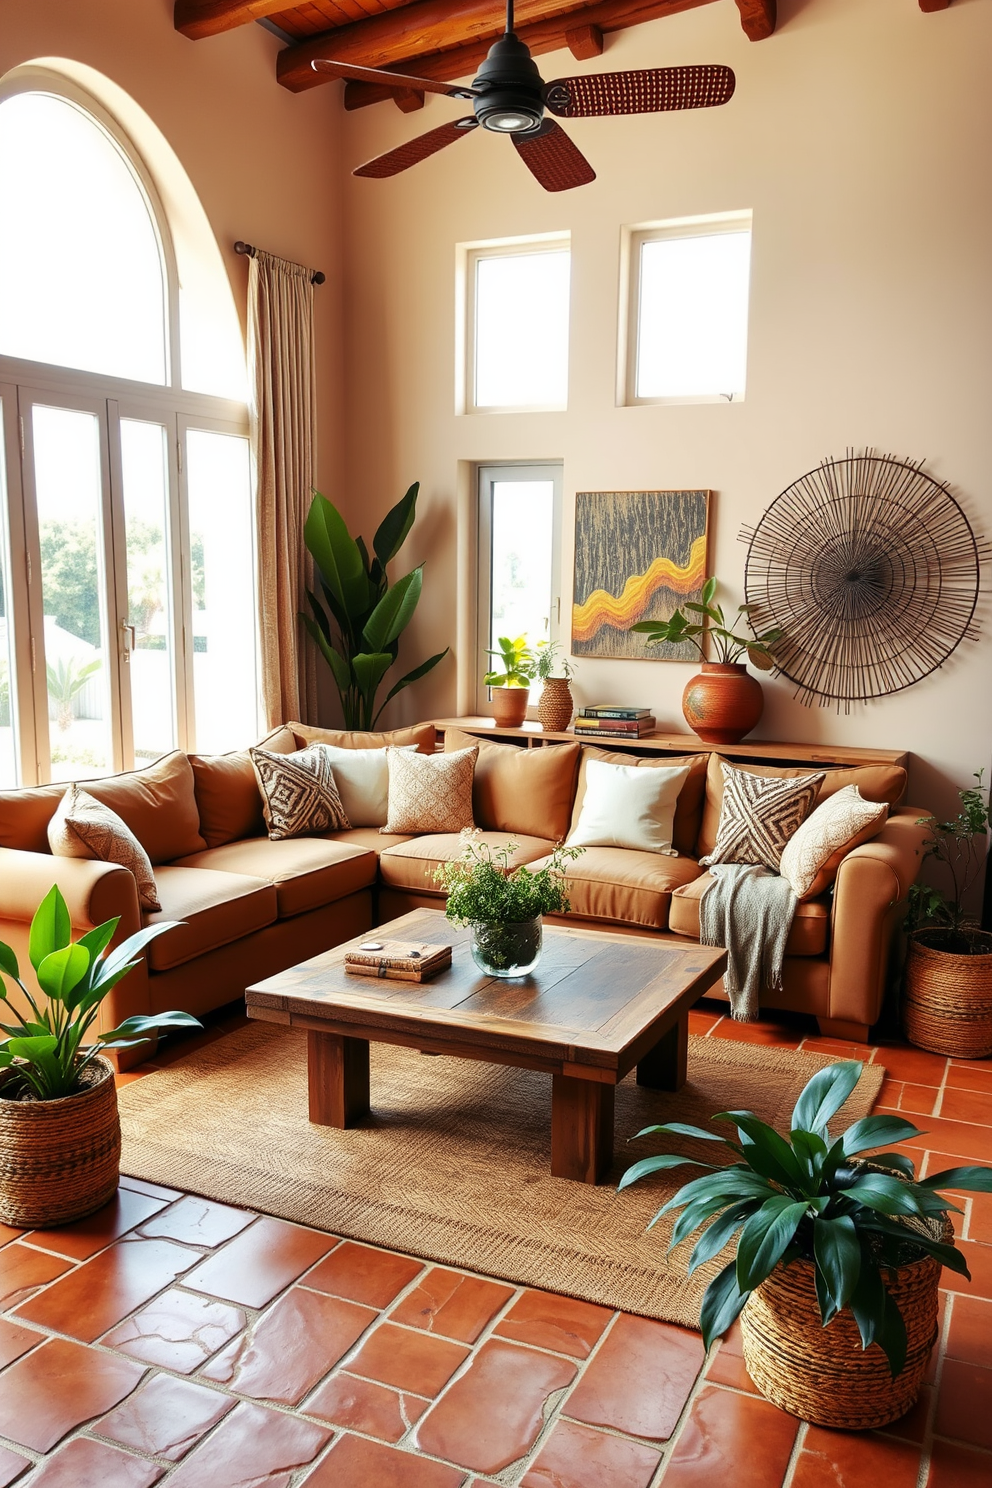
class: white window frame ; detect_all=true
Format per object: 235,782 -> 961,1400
618,210 -> 753,408
475,462 -> 563,716
457,234 -> 571,415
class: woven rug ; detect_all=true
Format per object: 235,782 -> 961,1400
118,1025 -> 883,1326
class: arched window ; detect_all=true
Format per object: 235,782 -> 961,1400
0,71 -> 258,786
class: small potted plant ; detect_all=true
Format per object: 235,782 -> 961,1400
484,635 -> 536,728
433,831 -> 583,976
903,770 -> 992,1057
620,1059 -> 992,1430
631,577 -> 782,744
0,885 -> 200,1227
534,641 -> 576,733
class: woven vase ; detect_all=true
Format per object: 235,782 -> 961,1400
740,1246 -> 942,1429
0,1056 -> 121,1227
902,930 -> 992,1059
537,678 -> 574,732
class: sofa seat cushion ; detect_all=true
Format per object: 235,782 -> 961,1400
530,848 -> 703,931
669,873 -> 830,956
323,828 -> 417,853
143,866 -> 277,970
171,838 -> 377,919
378,833 -> 556,896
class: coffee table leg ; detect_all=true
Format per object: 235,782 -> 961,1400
308,1031 -> 370,1127
636,1015 -> 688,1092
551,1074 -> 615,1184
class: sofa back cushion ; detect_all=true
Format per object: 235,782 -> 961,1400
288,721 -> 436,754
444,729 -> 579,843
85,752 -> 206,864
0,782 -> 65,853
569,746 -> 707,857
190,726 -> 298,849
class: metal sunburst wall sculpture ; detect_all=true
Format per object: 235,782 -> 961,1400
740,451 -> 988,711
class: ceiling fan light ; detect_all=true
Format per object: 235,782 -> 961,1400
484,110 -> 538,132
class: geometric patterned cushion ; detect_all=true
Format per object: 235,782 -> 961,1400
382,744 -> 478,835
249,745 -> 350,841
779,784 -> 888,900
699,760 -> 824,872
47,783 -> 161,911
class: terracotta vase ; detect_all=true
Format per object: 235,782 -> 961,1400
490,686 -> 529,728
681,662 -> 763,744
537,677 -> 574,732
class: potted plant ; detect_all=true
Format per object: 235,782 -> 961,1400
534,641 -> 576,733
483,635 -> 536,728
433,831 -> 582,976
620,1059 -> 992,1429
903,770 -> 992,1057
631,577 -> 783,744
0,886 -> 200,1227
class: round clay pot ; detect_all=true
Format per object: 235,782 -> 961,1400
682,662 -> 763,745
490,686 -> 529,728
537,678 -> 574,732
902,928 -> 992,1058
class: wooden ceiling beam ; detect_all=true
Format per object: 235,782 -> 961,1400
175,0 -> 300,40
734,0 -> 775,40
566,22 -> 604,58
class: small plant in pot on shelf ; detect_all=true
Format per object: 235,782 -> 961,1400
433,831 -> 583,977
620,1059 -> 992,1429
534,641 -> 576,733
903,770 -> 992,1058
0,886 -> 200,1228
631,577 -> 783,745
484,635 -> 536,728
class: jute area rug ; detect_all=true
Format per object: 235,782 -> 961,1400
118,1026 -> 883,1327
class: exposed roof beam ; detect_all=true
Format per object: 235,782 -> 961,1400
734,0 -> 775,40
175,0 -> 300,40
566,22 -> 604,57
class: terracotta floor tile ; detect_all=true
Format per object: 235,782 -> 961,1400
879,1078 -> 903,1106
791,1425 -> 921,1487
305,1240 -> 423,1309
29,1187 -> 168,1261
875,1109 -> 992,1162
391,1267 -> 514,1344
305,1371 -> 428,1442
493,1288 -> 612,1359
802,1038 -> 874,1059
0,1315 -> 44,1370
0,1336 -> 144,1452
946,1295 -> 992,1365
565,1314 -> 704,1440
712,1020 -> 802,1047
943,1239 -> 992,1300
946,1064 -> 992,1096
13,1237 -> 195,1341
302,1433 -> 465,1488
688,1008 -> 722,1033
416,1338 -> 576,1475
0,1242 -> 72,1308
521,1419 -> 661,1488
202,1285 -> 376,1404
139,1195 -> 255,1248
165,1400 -> 331,1488
703,1320 -> 758,1394
0,1223 -> 23,1248
933,1358 -> 992,1447
926,1440 -> 992,1487
183,1215 -> 333,1308
23,1438 -> 163,1487
941,1086 -> 992,1126
118,1175 -> 183,1202
659,1384 -> 798,1488
348,1321 -> 470,1397
872,1045 -> 948,1084
897,1082 -> 939,1115
96,1372 -> 235,1461
101,1286 -> 245,1372
0,1446 -> 29,1488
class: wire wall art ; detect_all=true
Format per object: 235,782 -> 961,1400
740,451 -> 989,711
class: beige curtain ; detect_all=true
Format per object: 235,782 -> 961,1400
248,249 -> 319,728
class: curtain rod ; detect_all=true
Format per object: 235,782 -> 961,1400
234,240 -> 326,286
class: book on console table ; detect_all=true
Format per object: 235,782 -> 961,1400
573,715 -> 656,733
578,705 -> 653,720
345,940 -> 452,983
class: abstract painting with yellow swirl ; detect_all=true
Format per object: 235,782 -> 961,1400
571,490 -> 711,660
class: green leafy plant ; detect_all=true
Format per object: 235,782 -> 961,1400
906,770 -> 990,949
534,640 -> 574,682
0,885 -> 200,1100
630,577 -> 783,669
46,656 -> 101,732
620,1059 -> 992,1376
300,484 -> 448,731
483,635 -> 536,689
434,832 -> 582,924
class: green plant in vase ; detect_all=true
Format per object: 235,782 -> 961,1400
483,635 -> 537,728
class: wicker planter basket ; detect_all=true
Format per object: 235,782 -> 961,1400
0,1056 -> 120,1227
537,678 -> 574,732
902,929 -> 992,1059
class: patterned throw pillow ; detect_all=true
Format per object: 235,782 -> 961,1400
779,784 -> 888,900
382,744 -> 478,834
249,745 -> 350,841
48,783 -> 161,911
700,761 -> 825,872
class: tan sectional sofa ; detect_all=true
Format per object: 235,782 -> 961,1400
0,722 -> 930,1065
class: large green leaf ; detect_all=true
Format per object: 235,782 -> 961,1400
791,1060 -> 863,1137
715,1111 -> 808,1190
701,576 -> 718,606
100,1010 -> 202,1045
812,1215 -> 861,1324
617,1152 -> 718,1192
918,1166 -> 992,1193
699,1258 -> 749,1352
304,493 -> 369,616
660,1168 -> 775,1217
0,941 -> 19,981
857,1216 -> 971,1276
736,1195 -> 810,1291
301,615 -> 352,694
668,1192 -> 734,1248
36,944 -> 90,1004
844,1172 -> 941,1217
373,482 -> 420,568
362,566 -> 423,653
840,1115 -> 924,1157
688,1200 -> 761,1275
29,885 -> 71,972
634,1121 -> 730,1144
351,651 -> 393,705
375,649 -> 448,718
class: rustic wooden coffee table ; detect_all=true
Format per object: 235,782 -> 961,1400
246,908 -> 727,1185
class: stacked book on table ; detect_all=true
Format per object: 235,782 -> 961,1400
344,940 -> 452,983
572,706 -> 657,740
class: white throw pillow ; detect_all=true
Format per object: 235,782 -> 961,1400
566,759 -> 690,856
314,743 -> 417,828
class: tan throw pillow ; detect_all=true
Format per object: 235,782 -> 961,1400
48,783 -> 160,911
444,728 -> 579,842
700,760 -> 825,872
249,745 -> 350,841
779,784 -> 888,900
382,744 -> 478,834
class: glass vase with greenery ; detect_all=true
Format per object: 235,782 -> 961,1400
630,576 -> 783,669
906,770 -> 990,955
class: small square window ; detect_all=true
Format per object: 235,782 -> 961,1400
462,239 -> 570,412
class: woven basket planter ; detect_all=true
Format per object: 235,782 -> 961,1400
537,678 -> 574,732
0,1056 -> 120,1227
902,929 -> 992,1059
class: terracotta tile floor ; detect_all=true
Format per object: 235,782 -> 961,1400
0,1001 -> 990,1486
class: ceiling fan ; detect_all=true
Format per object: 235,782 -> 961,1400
312,0 -> 736,193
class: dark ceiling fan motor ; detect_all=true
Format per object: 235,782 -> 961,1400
470,30 -> 545,134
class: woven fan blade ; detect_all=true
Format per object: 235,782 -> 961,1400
513,120 -> 595,193
354,119 -> 479,179
313,59 -> 478,99
544,65 -> 735,119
